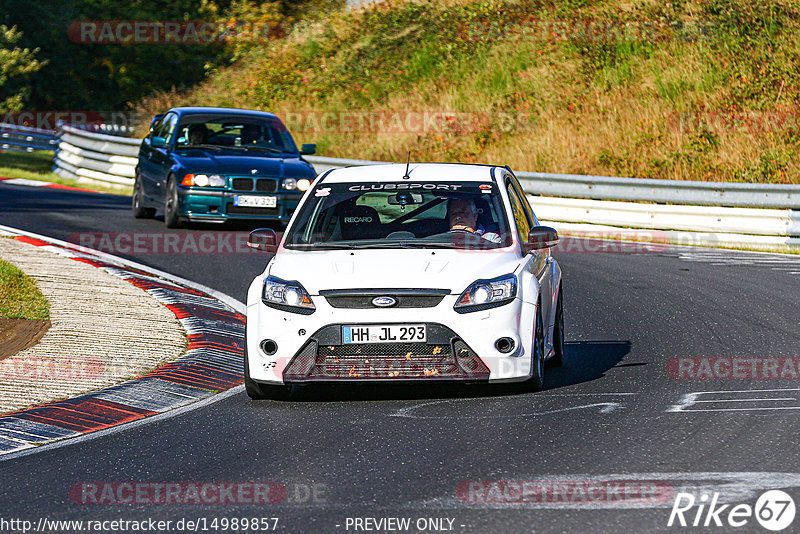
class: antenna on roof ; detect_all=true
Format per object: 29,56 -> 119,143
402,151 -> 411,179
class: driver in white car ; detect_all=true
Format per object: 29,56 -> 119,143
447,198 -> 502,243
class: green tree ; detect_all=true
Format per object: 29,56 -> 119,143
0,25 -> 44,112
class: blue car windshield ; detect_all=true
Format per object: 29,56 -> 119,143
285,182 -> 512,250
175,116 -> 298,153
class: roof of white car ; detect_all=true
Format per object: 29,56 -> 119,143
320,163 -> 501,183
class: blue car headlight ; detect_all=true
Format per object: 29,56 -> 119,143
262,275 -> 315,314
182,174 -> 225,187
282,178 -> 311,191
454,274 -> 517,313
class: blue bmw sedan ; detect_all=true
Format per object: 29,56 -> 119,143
133,107 -> 317,227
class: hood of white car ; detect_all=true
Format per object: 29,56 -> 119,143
268,248 -> 521,294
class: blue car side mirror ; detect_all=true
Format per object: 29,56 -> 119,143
151,136 -> 167,149
300,143 -> 316,155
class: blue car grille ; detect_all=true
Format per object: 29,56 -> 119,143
230,177 -> 278,192
231,178 -> 254,191
255,179 -> 278,192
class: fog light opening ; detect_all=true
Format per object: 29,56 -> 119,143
261,339 -> 278,355
495,337 -> 515,354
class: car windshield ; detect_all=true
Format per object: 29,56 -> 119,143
284,181 -> 512,250
175,115 -> 298,154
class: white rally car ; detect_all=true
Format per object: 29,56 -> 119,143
244,163 -> 564,399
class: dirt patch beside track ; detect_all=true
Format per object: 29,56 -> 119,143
0,318 -> 50,360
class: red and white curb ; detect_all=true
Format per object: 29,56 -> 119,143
0,177 -> 106,193
0,225 -> 245,457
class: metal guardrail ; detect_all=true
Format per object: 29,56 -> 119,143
52,124 -> 140,187
0,123 -> 58,152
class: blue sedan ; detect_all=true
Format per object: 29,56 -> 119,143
133,107 -> 317,227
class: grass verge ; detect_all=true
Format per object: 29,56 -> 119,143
0,257 -> 50,321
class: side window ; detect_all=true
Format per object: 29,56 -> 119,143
505,180 -> 532,242
510,177 -> 539,226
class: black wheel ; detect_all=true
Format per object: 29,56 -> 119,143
132,172 -> 156,219
164,176 -> 184,228
244,337 -> 292,400
546,285 -> 565,368
526,302 -> 546,391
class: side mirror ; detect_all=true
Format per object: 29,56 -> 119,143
247,228 -> 279,253
150,136 -> 167,149
524,226 -> 559,252
300,143 -> 316,155
149,113 -> 164,133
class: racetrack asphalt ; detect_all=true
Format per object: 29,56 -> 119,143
1,182 -> 799,533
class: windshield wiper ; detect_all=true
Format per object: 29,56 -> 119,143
386,241 -> 462,248
182,144 -> 224,150
285,243 -> 359,250
240,146 -> 290,154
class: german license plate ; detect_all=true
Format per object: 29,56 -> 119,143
234,195 -> 277,208
342,324 -> 426,344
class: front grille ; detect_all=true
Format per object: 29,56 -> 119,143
283,324 -> 490,381
255,179 -> 278,192
232,178 -> 254,191
324,295 -> 446,309
226,203 -> 280,216
320,289 -> 449,309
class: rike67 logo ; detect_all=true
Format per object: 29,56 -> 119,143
668,490 -> 796,531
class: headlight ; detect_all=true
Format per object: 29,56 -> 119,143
454,274 -> 517,313
282,178 -> 297,190
262,275 -> 315,314
297,178 -> 311,191
180,174 -> 226,187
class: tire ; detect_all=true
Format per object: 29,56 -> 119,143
244,337 -> 292,401
132,172 -> 156,219
526,302 -> 546,391
546,285 -> 565,368
164,176 -> 184,228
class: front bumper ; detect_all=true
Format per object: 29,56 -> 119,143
178,187 -> 303,221
246,286 -> 538,385
282,323 -> 490,382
